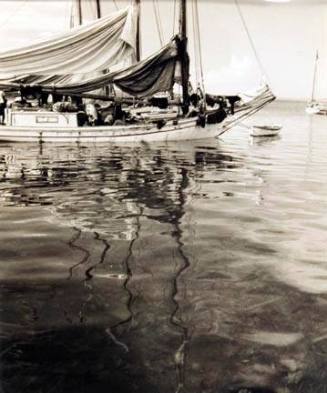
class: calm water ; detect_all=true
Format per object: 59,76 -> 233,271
1,102 -> 327,393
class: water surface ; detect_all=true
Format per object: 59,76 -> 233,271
1,102 -> 327,393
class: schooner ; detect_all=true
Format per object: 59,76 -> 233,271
0,0 -> 274,143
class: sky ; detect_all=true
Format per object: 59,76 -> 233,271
0,0 -> 326,101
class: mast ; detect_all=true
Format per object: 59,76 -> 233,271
94,0 -> 111,96
311,50 -> 319,103
179,0 -> 189,114
77,0 -> 83,25
135,0 -> 141,62
96,0 -> 101,19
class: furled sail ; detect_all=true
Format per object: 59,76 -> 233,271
0,6 -> 137,80
69,0 -> 140,94
0,39 -> 178,98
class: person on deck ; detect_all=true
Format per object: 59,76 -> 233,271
85,103 -> 98,126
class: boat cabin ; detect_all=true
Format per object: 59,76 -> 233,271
6,109 -> 78,128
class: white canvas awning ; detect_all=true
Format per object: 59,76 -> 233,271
0,5 -> 137,80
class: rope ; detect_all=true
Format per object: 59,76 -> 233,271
173,0 -> 177,35
191,0 -> 206,106
234,0 -> 270,84
113,0 -> 119,11
194,0 -> 205,96
69,0 -> 74,28
153,0 -> 164,46
65,0 -> 73,28
192,0 -> 200,88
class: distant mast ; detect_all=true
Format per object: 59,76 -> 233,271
311,50 -> 319,103
179,0 -> 189,114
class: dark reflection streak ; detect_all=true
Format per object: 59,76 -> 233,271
169,168 -> 191,393
65,227 -> 91,323
306,115 -> 313,174
84,232 -> 111,282
77,232 -> 112,324
106,207 -> 143,352
170,223 -> 190,393
38,141 -> 43,156
116,207 -> 142,329
67,227 -> 90,280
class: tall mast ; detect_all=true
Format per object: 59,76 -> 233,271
77,0 -> 83,25
179,0 -> 189,114
135,0 -> 141,62
96,0 -> 101,19
95,0 -> 111,96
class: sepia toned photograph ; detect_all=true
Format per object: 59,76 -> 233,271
0,0 -> 326,392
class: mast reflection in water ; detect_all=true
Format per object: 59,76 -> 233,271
1,102 -> 327,393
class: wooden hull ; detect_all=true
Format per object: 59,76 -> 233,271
0,117 -> 228,143
0,85 -> 275,143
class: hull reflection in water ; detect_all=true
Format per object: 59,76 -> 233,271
0,102 -> 327,393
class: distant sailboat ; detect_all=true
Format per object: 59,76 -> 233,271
0,0 -> 275,143
306,50 -> 327,115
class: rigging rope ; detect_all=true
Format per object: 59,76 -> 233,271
113,0 -> 119,11
173,0 -> 177,35
64,0 -> 71,28
192,0 -> 206,104
153,0 -> 164,46
234,0 -> 270,84
192,0 -> 200,88
195,0 -> 205,95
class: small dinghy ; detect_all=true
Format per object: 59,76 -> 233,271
250,124 -> 281,137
